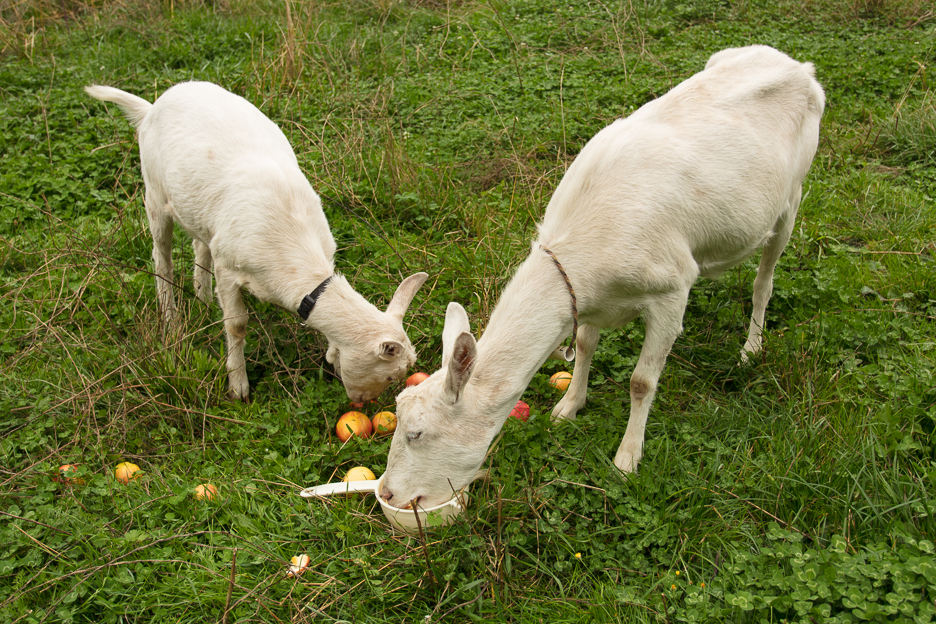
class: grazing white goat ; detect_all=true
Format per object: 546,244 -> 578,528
86,81 -> 427,402
379,45 -> 825,509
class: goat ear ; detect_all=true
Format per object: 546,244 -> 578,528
385,272 -> 428,322
377,340 -> 405,361
326,345 -> 338,364
441,303 -> 472,369
444,332 -> 476,402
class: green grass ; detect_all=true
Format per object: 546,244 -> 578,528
1,0 -> 935,622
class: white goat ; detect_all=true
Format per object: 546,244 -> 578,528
379,45 -> 825,509
86,81 -> 427,403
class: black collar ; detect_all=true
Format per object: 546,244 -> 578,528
297,276 -> 333,321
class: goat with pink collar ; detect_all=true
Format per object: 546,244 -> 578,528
379,45 -> 825,509
86,81 -> 427,403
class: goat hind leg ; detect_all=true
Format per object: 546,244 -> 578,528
614,293 -> 686,474
742,195 -> 798,361
146,193 -> 177,327
193,239 -> 214,306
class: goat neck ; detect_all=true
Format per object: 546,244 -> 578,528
381,250 -> 574,509
306,274 -> 419,404
473,250 -> 576,407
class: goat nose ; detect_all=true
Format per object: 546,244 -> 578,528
379,489 -> 393,501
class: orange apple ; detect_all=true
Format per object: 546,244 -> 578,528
55,464 -> 84,485
114,462 -> 141,484
405,372 -> 429,387
549,371 -> 572,392
335,411 -> 373,442
372,411 -> 397,436
342,466 -> 377,482
194,483 -> 218,500
509,400 -> 530,422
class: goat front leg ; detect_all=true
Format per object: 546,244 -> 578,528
614,292 -> 686,473
215,269 -> 250,402
742,193 -> 798,361
193,239 -> 214,306
552,323 -> 601,421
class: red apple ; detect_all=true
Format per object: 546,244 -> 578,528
405,372 -> 429,387
509,400 -> 530,422
335,411 -> 373,442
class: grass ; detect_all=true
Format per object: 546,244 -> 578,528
1,0 -> 935,622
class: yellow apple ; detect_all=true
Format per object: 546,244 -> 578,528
342,466 -> 377,482
371,411 -> 397,436
287,554 -> 310,577
114,462 -> 141,484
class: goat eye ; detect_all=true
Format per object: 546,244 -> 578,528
407,431 -> 422,442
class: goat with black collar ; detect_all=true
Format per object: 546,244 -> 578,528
87,81 -> 427,403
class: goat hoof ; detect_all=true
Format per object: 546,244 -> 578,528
551,410 -> 577,423
551,398 -> 582,422
613,448 -> 641,475
226,387 -> 250,403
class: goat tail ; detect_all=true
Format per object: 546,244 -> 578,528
84,85 -> 152,127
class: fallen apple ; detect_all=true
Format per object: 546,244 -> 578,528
55,464 -> 84,485
405,372 -> 429,387
509,400 -> 530,422
114,461 -> 141,484
287,554 -> 310,577
342,466 -> 376,482
335,411 -> 373,442
372,411 -> 397,436
549,371 -> 572,392
194,483 -> 218,500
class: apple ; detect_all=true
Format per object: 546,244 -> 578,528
509,400 -> 530,422
342,466 -> 377,482
549,371 -> 572,392
194,483 -> 218,500
287,554 -> 310,577
372,411 -> 397,436
335,411 -> 373,442
114,461 -> 141,484
405,372 -> 429,387
55,464 -> 84,485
